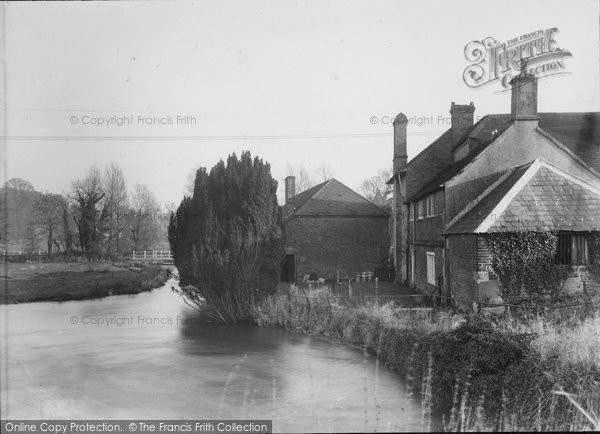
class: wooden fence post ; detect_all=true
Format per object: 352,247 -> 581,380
332,273 -> 336,294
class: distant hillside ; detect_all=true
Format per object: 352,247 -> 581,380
0,179 -> 41,251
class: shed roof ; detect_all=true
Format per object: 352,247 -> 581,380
444,159 -> 600,234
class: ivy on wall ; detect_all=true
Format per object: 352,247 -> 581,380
588,231 -> 600,283
486,232 -> 567,303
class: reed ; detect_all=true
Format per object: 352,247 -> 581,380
252,293 -> 600,431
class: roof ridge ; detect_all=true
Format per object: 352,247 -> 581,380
292,179 -> 333,216
327,178 -> 389,213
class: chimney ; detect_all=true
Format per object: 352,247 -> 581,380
450,102 -> 475,143
285,176 -> 295,205
510,71 -> 538,120
393,113 -> 408,174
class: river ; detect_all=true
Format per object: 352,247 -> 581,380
1,278 -> 426,432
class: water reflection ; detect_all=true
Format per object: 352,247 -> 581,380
1,281 -> 424,432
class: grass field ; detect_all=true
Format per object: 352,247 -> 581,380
0,261 -> 171,304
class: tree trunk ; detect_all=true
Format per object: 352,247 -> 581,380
47,227 -> 53,255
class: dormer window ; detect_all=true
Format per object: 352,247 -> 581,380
454,141 -> 470,162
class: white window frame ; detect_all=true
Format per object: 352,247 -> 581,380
417,200 -> 424,220
426,194 -> 435,217
409,203 -> 414,221
426,252 -> 436,285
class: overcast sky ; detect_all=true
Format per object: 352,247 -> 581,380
3,0 -> 599,205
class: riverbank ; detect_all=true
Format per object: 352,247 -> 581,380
0,262 -> 171,304
252,291 -> 600,431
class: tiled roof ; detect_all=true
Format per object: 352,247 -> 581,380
407,146 -> 485,203
444,159 -> 600,234
282,180 -> 328,217
443,164 -> 532,234
405,129 -> 456,199
283,178 -> 387,221
539,113 -> 600,172
407,112 -> 600,203
407,114 -> 513,202
452,114 -> 513,151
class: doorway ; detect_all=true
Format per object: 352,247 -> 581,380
281,254 -> 296,283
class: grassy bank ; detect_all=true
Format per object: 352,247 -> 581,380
0,262 -> 171,304
252,289 -> 600,431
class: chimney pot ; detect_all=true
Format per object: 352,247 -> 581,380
450,102 -> 475,143
510,71 -> 538,120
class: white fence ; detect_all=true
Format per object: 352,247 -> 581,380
131,250 -> 173,260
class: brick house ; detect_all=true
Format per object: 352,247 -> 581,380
281,177 -> 389,283
389,72 -> 600,306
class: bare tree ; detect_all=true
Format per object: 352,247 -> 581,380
3,178 -> 37,243
314,163 -> 334,183
23,220 -> 40,254
102,163 -> 129,254
61,201 -> 75,252
285,165 -> 315,194
129,184 -> 161,251
32,193 -> 66,254
358,169 -> 393,210
4,178 -> 34,192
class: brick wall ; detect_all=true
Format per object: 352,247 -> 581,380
413,245 -> 444,295
412,190 -> 446,242
447,234 -> 478,307
477,237 -> 498,280
285,216 -> 389,281
408,189 -> 445,293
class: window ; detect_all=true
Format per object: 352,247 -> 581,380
409,203 -> 414,221
426,194 -> 435,217
411,249 -> 415,285
418,200 -> 424,220
426,252 -> 436,285
556,233 -> 589,265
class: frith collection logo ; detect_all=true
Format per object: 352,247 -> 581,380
463,28 -> 572,89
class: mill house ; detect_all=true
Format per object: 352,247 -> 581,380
389,72 -> 600,306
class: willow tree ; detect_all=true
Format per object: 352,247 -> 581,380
169,152 -> 285,323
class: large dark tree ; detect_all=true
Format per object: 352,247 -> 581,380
169,152 -> 285,323
71,166 -> 107,255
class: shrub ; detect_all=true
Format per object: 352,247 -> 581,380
169,152 -> 285,323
